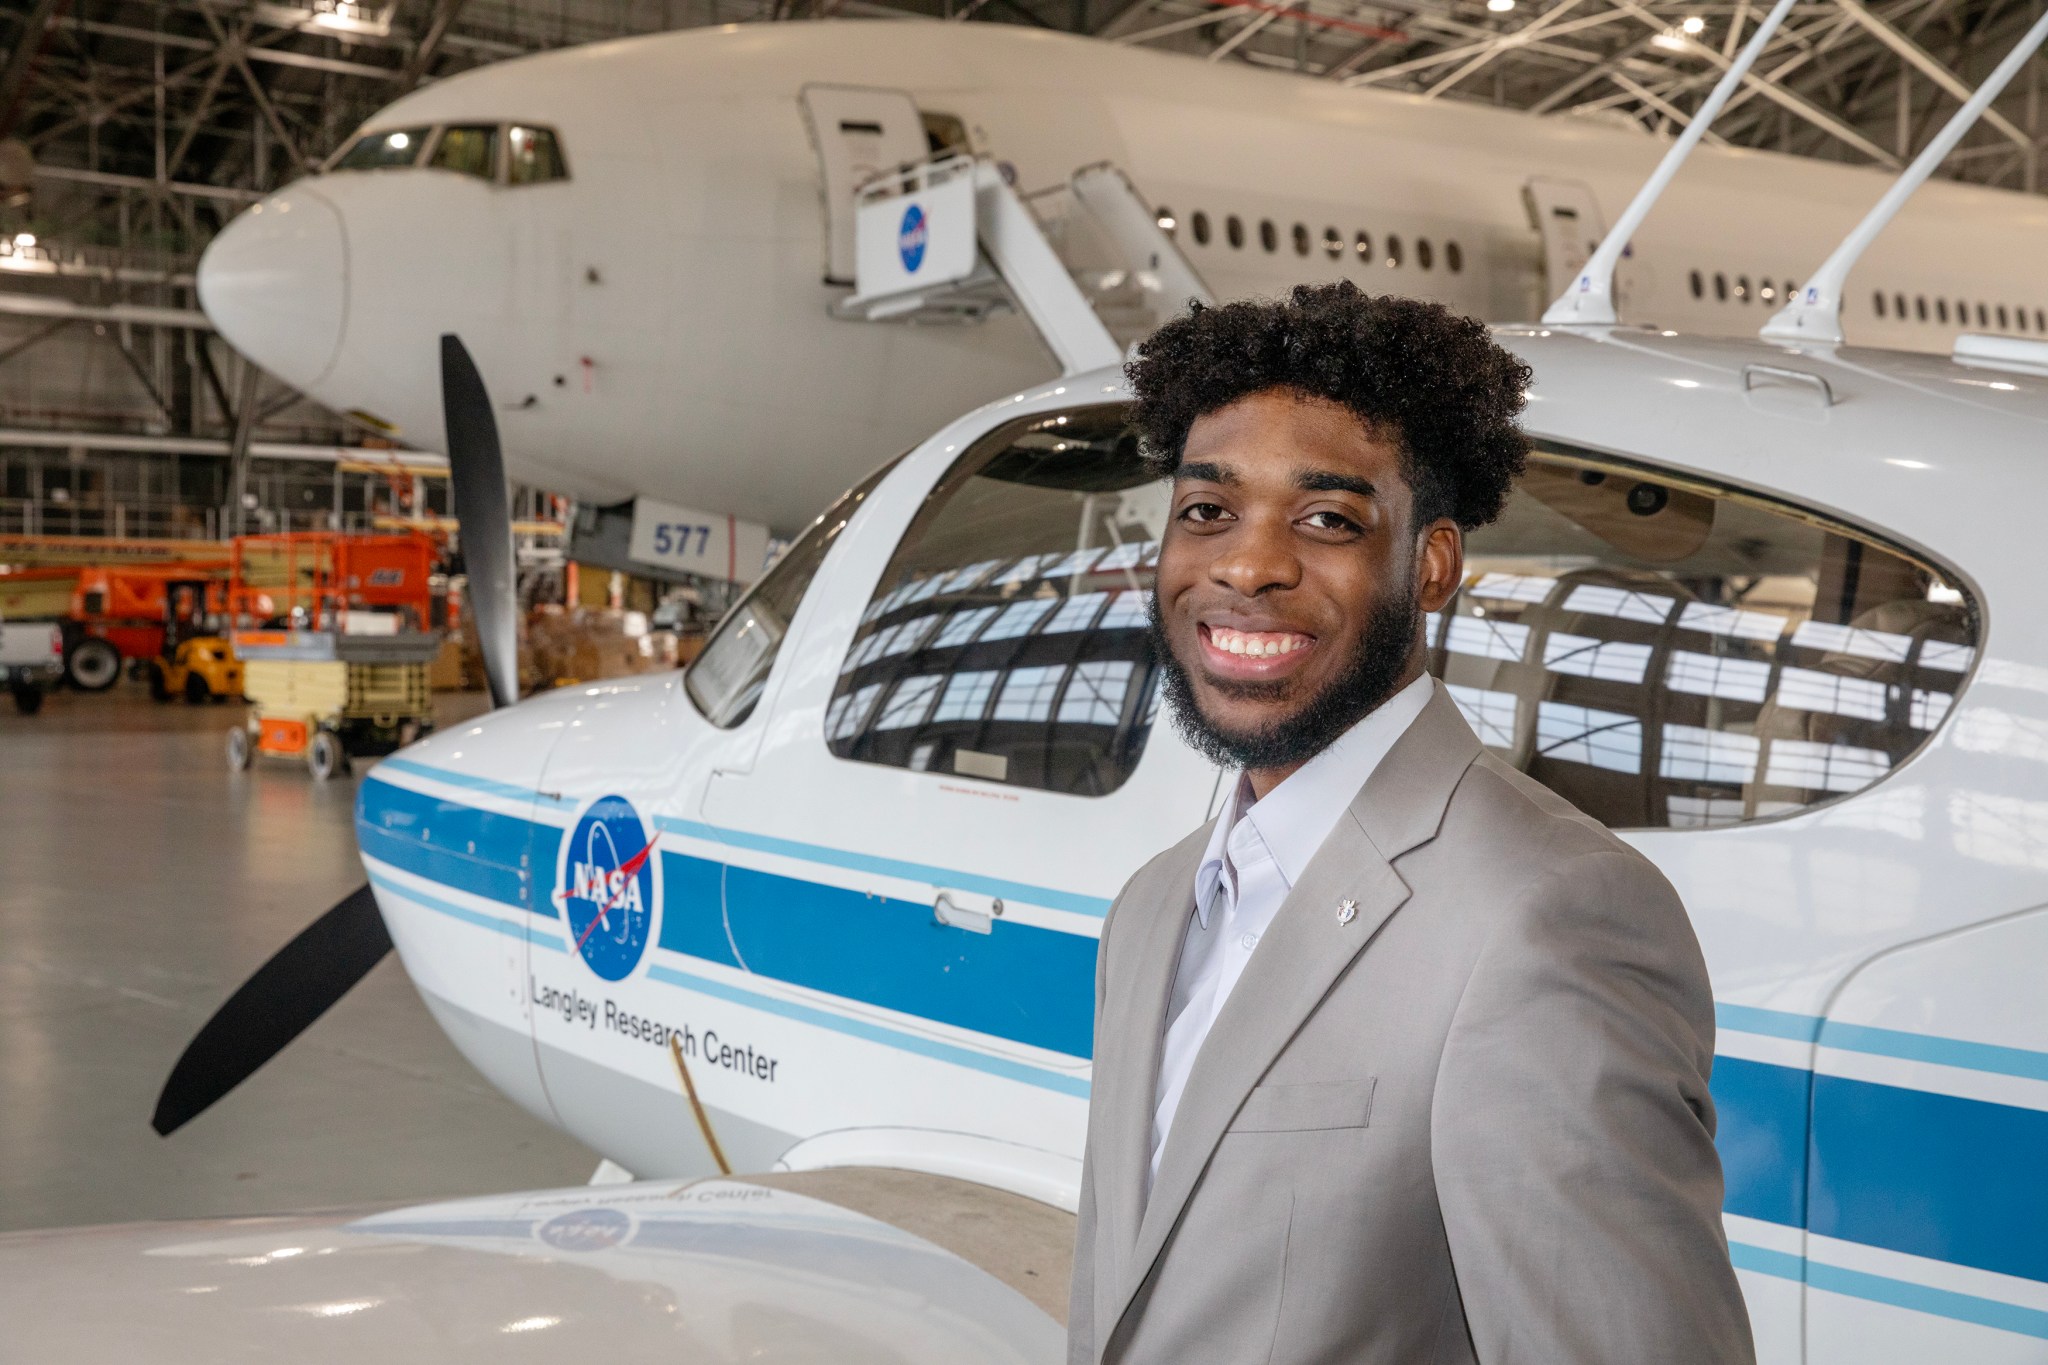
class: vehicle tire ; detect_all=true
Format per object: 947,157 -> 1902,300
146,663 -> 173,702
12,685 -> 43,716
307,730 -> 351,782
183,673 -> 209,705
67,637 -> 121,692
225,726 -> 251,771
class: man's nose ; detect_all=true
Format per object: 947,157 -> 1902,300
1209,515 -> 1302,597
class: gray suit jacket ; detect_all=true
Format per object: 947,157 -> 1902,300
1069,687 -> 1755,1364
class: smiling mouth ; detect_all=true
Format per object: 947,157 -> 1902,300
1198,622 -> 1317,679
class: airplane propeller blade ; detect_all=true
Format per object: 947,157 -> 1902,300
152,885 -> 393,1137
155,341 -> 527,1138
440,333 -> 521,709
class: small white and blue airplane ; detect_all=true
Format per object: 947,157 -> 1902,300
130,14 -> 2048,1363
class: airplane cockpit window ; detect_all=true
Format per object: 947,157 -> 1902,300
686,458 -> 899,728
333,127 -> 429,171
429,124 -> 498,180
1446,445 -> 1979,830
826,405 -> 1164,798
507,125 -> 569,185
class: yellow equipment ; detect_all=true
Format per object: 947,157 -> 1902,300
146,579 -> 243,704
152,636 -> 243,704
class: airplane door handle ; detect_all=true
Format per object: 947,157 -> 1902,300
933,890 -> 1003,935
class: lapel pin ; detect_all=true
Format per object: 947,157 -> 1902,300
1337,898 -> 1358,926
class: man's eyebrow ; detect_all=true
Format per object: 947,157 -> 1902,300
1295,468 -> 1378,498
1173,460 -> 1238,485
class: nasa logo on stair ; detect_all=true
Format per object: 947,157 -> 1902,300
558,794 -> 660,982
898,203 -> 929,273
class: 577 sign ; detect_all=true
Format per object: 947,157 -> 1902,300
627,497 -> 772,586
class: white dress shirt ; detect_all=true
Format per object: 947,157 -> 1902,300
1149,672 -> 1436,1189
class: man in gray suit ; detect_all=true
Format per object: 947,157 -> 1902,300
1070,283 -> 1754,1364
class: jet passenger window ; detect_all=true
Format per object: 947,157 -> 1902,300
826,405 -> 1164,798
429,125 -> 498,180
334,127 -> 430,171
507,125 -> 569,185
686,459 -> 898,728
1442,445 -> 1979,830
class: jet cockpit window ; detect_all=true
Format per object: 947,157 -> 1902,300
1444,445 -> 1979,830
429,124 -> 499,180
507,125 -> 569,185
686,459 -> 899,727
826,405 -> 1164,798
334,127 -> 430,171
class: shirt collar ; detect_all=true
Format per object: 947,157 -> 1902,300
1192,673 -> 1437,925
1193,774 -> 1252,930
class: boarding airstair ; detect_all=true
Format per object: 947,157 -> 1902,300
830,150 -> 1214,376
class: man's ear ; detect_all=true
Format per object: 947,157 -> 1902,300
1415,520 -> 1464,613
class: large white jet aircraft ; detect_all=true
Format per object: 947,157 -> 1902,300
196,20 -> 2048,536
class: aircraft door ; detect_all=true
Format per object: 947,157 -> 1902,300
799,85 -> 929,286
1799,910 -> 2048,1365
1524,177 -> 1607,301
686,402 -> 1221,1188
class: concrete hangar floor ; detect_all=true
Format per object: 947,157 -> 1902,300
0,687 -> 599,1232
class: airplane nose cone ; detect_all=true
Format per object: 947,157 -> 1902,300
197,185 -> 348,390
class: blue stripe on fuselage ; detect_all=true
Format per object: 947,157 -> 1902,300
653,849 -> 1093,1058
355,774 -> 558,914
357,779 -> 2048,1308
1712,1055 -> 1811,1230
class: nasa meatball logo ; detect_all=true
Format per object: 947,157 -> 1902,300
536,1206 -> 633,1253
898,203 -> 929,273
558,794 -> 659,982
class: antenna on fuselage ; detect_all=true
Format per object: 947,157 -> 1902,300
1542,0 -> 1798,327
1761,9 -> 2048,346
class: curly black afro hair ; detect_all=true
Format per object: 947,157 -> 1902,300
1127,282 -> 1531,530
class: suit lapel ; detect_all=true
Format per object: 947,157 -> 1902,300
1094,821 -> 1213,1303
1105,687 -> 1483,1344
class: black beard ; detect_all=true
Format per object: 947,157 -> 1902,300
1149,581 -> 1422,772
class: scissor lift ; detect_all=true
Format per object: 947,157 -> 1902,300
225,532 -> 444,780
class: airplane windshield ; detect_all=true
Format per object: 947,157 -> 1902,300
429,125 -> 498,180
508,125 -> 569,185
686,458 -> 901,728
333,127 -> 429,171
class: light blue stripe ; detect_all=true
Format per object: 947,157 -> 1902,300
1717,1003 -> 1823,1043
1717,1003 -> 2048,1085
376,757 -> 578,809
655,815 -> 1112,919
1730,1242 -> 2048,1341
1728,1241 -> 1807,1281
368,870 -> 566,952
1818,1019 -> 2048,1085
645,963 -> 1091,1098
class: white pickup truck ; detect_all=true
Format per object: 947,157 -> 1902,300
0,617 -> 64,714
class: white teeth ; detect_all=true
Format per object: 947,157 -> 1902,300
1212,628 -> 1307,657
